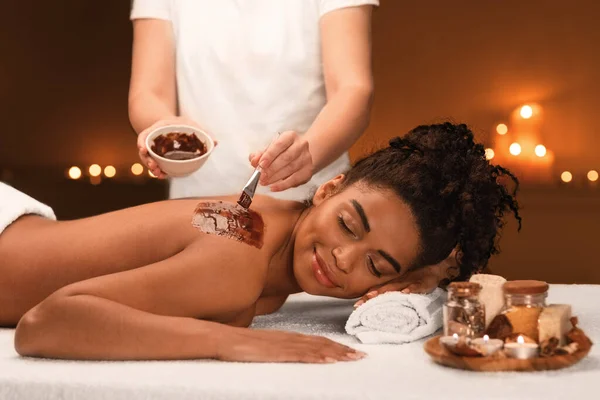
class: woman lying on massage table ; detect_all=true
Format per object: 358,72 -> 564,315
0,123 -> 521,363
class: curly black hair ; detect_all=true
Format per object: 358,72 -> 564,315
342,122 -> 521,282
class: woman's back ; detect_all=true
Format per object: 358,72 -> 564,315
0,195 -> 304,325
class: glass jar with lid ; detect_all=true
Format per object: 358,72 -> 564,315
500,280 -> 549,341
443,282 -> 486,338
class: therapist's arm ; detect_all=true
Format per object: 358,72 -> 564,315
307,5 -> 375,172
128,19 -> 178,134
255,6 -> 375,191
129,19 -> 202,178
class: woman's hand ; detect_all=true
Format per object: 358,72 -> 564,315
137,117 -> 215,179
218,329 -> 366,363
353,249 -> 460,308
249,131 -> 314,192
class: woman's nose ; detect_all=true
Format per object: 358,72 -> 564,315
332,246 -> 358,274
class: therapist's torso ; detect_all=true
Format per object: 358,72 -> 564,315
135,0 -> 359,201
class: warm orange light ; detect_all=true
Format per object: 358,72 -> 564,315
104,166 -> 116,178
534,145 -> 547,157
509,143 -> 522,156
90,175 -> 102,186
496,124 -> 508,135
561,171 -> 573,183
484,148 -> 495,160
68,166 -> 82,180
588,170 -> 599,182
520,105 -> 533,119
131,163 -> 144,176
89,164 -> 102,177
148,169 -> 157,178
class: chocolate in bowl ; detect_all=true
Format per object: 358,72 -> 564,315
151,132 -> 207,161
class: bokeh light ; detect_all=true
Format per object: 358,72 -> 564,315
509,143 -> 522,156
496,124 -> 508,135
68,166 -> 82,180
484,148 -> 495,160
131,163 -> 144,176
520,105 -> 533,119
89,164 -> 102,177
104,165 -> 116,178
561,171 -> 573,183
534,145 -> 547,157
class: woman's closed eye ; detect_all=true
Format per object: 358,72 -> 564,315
338,215 -> 382,278
367,255 -> 381,278
337,215 -> 356,238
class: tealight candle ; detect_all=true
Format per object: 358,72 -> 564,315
504,335 -> 539,359
471,335 -> 504,356
440,333 -> 460,350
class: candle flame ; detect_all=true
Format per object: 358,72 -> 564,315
452,333 -> 458,340
483,335 -> 489,342
517,335 -> 525,344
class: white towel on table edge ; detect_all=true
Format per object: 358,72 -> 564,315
345,288 -> 446,344
0,182 -> 56,234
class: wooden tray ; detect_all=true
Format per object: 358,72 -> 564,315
424,335 -> 591,372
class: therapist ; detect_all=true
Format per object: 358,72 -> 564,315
129,0 -> 378,200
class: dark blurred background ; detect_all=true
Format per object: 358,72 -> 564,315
1,1 -> 599,283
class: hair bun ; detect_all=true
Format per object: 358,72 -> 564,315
389,137 -> 422,154
389,137 -> 404,148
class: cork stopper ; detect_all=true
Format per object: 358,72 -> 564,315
448,281 -> 481,297
503,280 -> 549,295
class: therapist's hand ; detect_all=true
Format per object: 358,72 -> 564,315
137,117 -> 214,179
248,131 -> 314,192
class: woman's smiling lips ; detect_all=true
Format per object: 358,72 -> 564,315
312,247 -> 339,288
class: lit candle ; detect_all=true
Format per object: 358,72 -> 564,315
439,333 -> 460,351
440,333 -> 460,347
471,334 -> 504,356
504,335 -> 539,359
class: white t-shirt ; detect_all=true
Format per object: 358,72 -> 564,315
131,0 -> 379,201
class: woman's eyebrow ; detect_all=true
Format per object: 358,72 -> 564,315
350,199 -> 370,232
378,250 -> 402,273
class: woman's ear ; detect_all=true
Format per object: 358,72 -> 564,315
312,174 -> 346,206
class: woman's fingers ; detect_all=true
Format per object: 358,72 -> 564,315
353,281 -> 411,308
219,330 -> 366,364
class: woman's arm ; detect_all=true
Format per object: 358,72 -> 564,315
14,238 -> 264,360
14,237 -> 361,362
254,5 -> 375,191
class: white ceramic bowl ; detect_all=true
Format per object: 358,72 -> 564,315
145,125 -> 214,177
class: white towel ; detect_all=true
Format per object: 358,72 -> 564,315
0,182 -> 56,234
345,288 -> 446,344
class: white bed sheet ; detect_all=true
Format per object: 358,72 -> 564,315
1,284 -> 598,400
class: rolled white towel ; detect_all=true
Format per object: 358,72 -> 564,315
0,182 -> 56,234
345,288 -> 446,344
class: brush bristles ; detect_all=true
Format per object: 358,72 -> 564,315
237,191 -> 252,209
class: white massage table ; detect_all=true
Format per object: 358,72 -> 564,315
1,284 -> 598,400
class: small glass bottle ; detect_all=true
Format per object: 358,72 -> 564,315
443,282 -> 486,338
500,280 -> 549,342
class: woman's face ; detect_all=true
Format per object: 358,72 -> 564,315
293,176 -> 421,299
